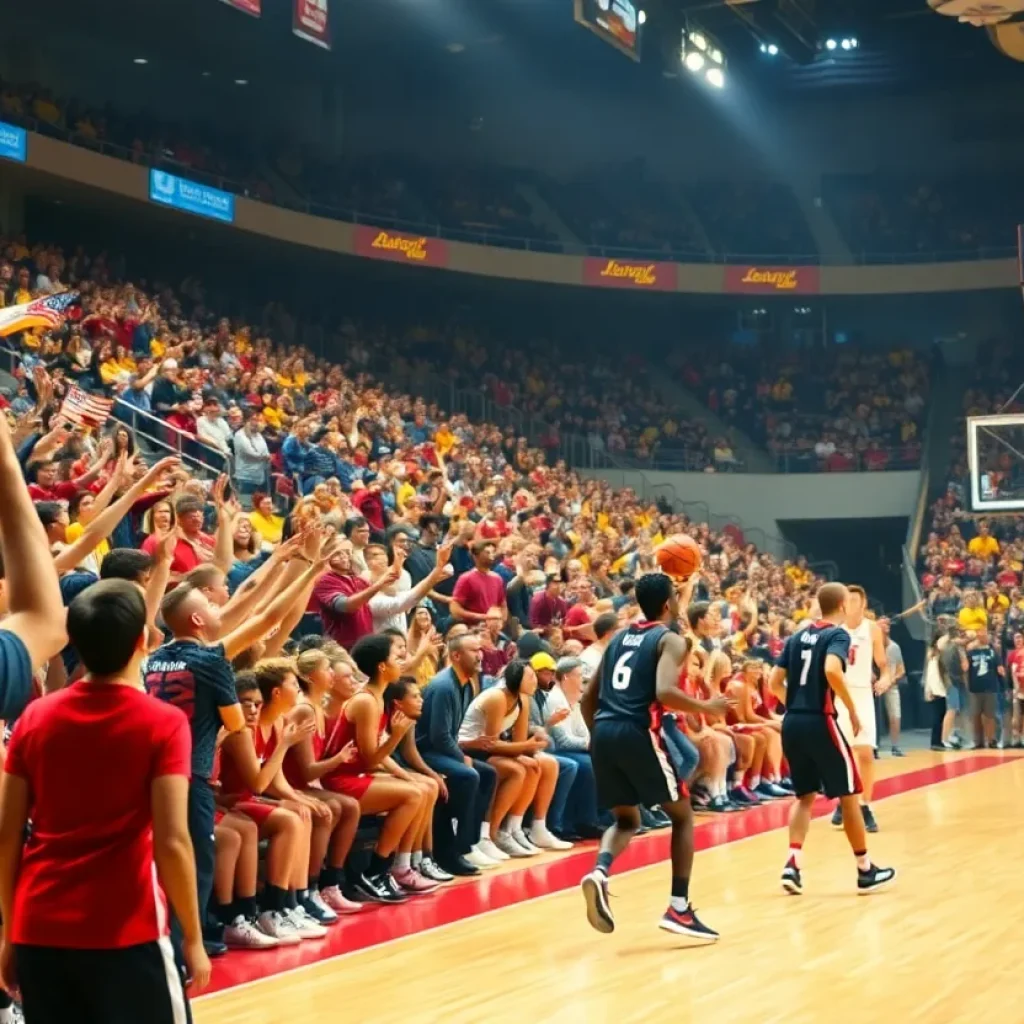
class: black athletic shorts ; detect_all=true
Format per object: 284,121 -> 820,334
782,712 -> 862,800
592,719 -> 683,810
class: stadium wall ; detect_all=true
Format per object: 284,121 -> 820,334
584,469 -> 921,558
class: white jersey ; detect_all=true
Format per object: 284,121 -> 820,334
844,619 -> 875,690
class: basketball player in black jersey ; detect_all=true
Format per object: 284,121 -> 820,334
768,582 -> 896,896
579,573 -> 734,942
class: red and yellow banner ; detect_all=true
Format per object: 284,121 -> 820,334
219,0 -> 261,15
724,265 -> 820,295
353,226 -> 448,267
293,0 -> 330,49
582,257 -> 677,291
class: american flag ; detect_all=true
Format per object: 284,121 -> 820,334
60,385 -> 113,431
0,291 -> 80,338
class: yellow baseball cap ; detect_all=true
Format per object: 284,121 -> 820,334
530,652 -> 557,672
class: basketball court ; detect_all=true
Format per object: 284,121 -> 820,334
195,750 -> 1019,1024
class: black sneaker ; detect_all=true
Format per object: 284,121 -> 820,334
354,871 -> 408,904
581,870 -> 615,934
649,807 -> 672,829
890,746 -> 905,757
781,860 -> 803,895
857,863 -> 897,894
862,805 -> 879,833
659,903 -> 720,943
707,796 -> 732,813
831,803 -> 843,828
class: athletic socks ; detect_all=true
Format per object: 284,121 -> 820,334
788,843 -> 803,869
669,876 -> 690,912
286,890 -> 299,910
368,851 -> 391,877
479,823 -> 490,842
748,774 -> 761,791
395,852 -> 412,871
320,866 -> 343,889
411,851 -> 423,869
215,900 -> 237,926
237,894 -> 258,920
854,849 -> 872,872
507,814 -> 525,834
263,884 -> 289,912
596,850 -> 614,875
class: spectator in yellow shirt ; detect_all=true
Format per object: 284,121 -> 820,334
957,591 -> 988,632
968,523 -> 1000,561
984,582 -> 1010,614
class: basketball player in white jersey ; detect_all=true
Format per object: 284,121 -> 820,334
831,585 -> 890,833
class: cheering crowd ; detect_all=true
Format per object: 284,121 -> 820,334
0,228 -> 846,1021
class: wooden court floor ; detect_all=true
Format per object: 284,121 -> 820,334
196,751 -> 1021,1024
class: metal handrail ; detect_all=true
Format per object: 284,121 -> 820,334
6,113 -> 1018,268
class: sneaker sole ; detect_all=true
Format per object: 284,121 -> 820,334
581,876 -> 614,935
858,871 -> 897,895
657,918 -> 720,942
781,878 -> 803,896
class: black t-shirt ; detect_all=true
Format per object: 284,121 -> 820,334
967,646 -> 1000,694
144,639 -> 238,781
595,622 -> 667,728
777,622 -> 851,716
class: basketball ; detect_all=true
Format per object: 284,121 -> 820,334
654,533 -> 702,579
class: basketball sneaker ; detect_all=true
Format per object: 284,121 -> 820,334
509,828 -> 542,855
781,861 -> 803,895
256,909 -> 302,946
392,867 -> 440,895
225,915 -> 280,949
302,890 -> 338,925
862,805 -> 879,833
418,857 -> 455,883
493,831 -> 531,858
320,885 -> 365,914
729,785 -> 761,806
529,822 -> 574,850
581,869 -> 615,934
286,906 -> 329,939
478,837 -> 512,861
831,803 -> 844,828
658,903 -> 720,943
857,863 -> 897,894
353,870 -> 409,904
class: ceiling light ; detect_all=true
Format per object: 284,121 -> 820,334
638,9 -> 646,25
234,78 -> 248,85
691,32 -> 707,51
841,38 -> 851,50
706,67 -> 725,88
684,51 -> 706,72
760,43 -> 767,53
850,36 -> 858,48
710,47 -> 723,64
768,43 -> 779,56
133,58 -> 148,65
825,38 -> 837,50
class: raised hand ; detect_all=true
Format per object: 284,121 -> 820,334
282,717 -> 316,747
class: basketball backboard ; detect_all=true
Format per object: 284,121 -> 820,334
967,414 -> 1024,511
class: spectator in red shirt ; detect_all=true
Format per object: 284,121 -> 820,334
26,459 -> 84,503
476,499 -> 512,541
352,481 -> 387,538
165,495 -> 216,574
563,577 -> 598,645
313,539 -> 401,648
529,574 -> 568,632
479,605 -> 515,677
451,540 -> 507,626
0,579 -> 210,1021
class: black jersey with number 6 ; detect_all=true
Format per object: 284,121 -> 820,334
777,623 -> 851,716
595,622 -> 669,728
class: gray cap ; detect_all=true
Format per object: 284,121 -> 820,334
555,656 -> 585,677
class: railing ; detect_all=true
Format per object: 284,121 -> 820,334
770,448 -> 922,473
6,112 -> 1018,268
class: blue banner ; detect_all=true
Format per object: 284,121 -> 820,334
0,122 -> 27,164
149,170 -> 235,224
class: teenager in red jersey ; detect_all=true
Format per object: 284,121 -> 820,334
726,660 -> 791,799
0,580 -> 208,1023
322,633 -> 432,903
212,810 -> 279,950
217,669 -> 325,944
289,648 -> 367,914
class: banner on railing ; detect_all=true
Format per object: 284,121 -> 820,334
219,0 -> 261,15
293,0 -> 330,48
724,265 -> 820,295
149,170 -> 235,224
0,121 -> 26,164
582,257 -> 677,291
353,226 -> 448,267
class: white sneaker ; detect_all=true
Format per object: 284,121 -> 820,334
477,837 -> 510,862
256,909 -> 302,946
509,828 -> 541,855
225,915 -> 279,949
465,845 -> 501,870
286,905 -> 329,939
494,830 -> 531,858
529,824 -> 573,851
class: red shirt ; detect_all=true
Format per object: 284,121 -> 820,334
353,488 -> 386,533
1008,650 -> 1024,691
28,480 -> 80,502
6,683 -> 191,949
142,533 -> 214,574
452,569 -> 506,619
478,519 -> 512,540
313,572 -> 374,649
529,590 -> 568,629
564,603 -> 594,645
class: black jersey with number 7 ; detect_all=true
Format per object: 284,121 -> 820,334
777,623 -> 851,716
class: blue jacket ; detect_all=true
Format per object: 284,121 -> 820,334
416,667 -> 477,761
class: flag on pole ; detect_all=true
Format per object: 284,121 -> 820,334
0,292 -> 80,338
60,385 -> 113,431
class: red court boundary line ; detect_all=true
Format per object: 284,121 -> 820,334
201,754 -> 1011,997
